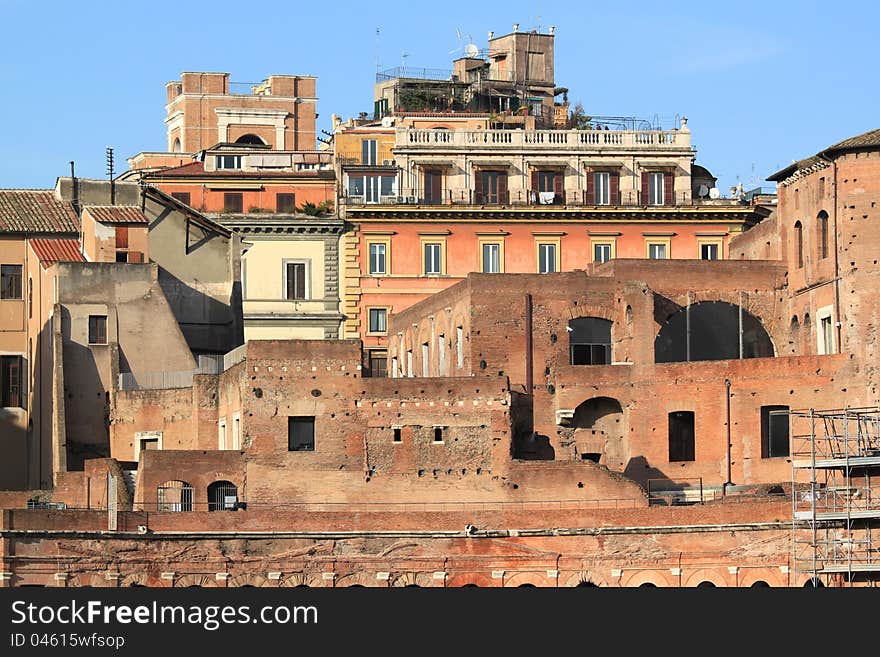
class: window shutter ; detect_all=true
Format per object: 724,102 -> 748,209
473,169 -> 483,203
553,171 -> 564,198
586,171 -> 595,205
663,172 -> 674,206
609,172 -> 619,205
640,172 -> 650,205
498,172 -> 508,204
115,226 -> 129,249
128,251 -> 144,263
296,263 -> 306,299
530,170 -> 539,193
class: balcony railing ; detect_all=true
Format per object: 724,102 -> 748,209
396,127 -> 690,150
340,188 -> 734,208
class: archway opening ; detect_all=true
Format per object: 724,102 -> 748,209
571,397 -> 624,466
235,134 -> 265,145
207,480 -> 238,511
569,317 -> 612,365
157,480 -> 193,512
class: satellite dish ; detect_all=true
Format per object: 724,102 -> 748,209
465,43 -> 479,58
708,187 -> 721,199
697,184 -> 709,198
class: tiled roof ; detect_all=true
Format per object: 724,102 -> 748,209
825,128 -> 880,154
84,205 -> 149,224
767,128 -> 880,181
0,190 -> 80,233
29,238 -> 85,269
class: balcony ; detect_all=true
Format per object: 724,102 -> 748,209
395,127 -> 691,151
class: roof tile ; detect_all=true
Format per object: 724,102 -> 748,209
0,190 -> 80,233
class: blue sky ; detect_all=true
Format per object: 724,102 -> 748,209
1,0 -> 876,193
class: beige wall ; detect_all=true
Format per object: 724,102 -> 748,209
243,239 -> 326,300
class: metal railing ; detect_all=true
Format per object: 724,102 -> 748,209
377,66 -> 454,82
118,345 -> 247,391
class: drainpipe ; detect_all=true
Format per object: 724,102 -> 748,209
525,294 -> 533,395
685,291 -> 691,361
724,378 -> 732,495
817,151 -> 842,354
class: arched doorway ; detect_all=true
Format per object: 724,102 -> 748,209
207,481 -> 238,511
571,397 -> 625,468
654,301 -> 774,363
157,480 -> 193,512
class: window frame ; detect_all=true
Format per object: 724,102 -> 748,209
276,193 -> 296,213
590,238 -> 616,264
817,305 -> 835,355
216,155 -> 242,170
761,405 -> 790,458
421,239 -> 445,276
648,172 -> 665,206
223,192 -> 243,213
594,172 -> 611,206
88,315 -> 108,345
0,354 -> 24,408
477,237 -> 505,273
668,410 -> 696,462
0,264 -> 23,300
645,238 -> 671,260
535,239 -> 560,274
697,237 -> 723,261
367,307 -> 388,335
282,259 -> 310,301
288,416 -> 316,452
366,238 -> 391,276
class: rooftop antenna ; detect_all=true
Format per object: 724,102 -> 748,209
401,49 -> 410,76
375,27 -> 381,75
105,146 -> 115,205
450,29 -> 474,56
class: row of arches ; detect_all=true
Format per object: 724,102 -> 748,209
156,480 -> 239,511
793,210 -> 830,269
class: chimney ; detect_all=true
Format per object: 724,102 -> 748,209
488,30 -> 494,40
549,25 -> 555,35
513,23 -> 519,32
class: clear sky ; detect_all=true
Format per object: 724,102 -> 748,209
1,0 -> 877,193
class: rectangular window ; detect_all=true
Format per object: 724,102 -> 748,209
648,243 -> 667,260
368,242 -> 387,275
218,418 -> 227,450
393,427 -> 402,443
570,344 -> 611,365
438,334 -> 446,376
480,170 -> 507,204
594,243 -> 612,264
456,327 -> 464,369
433,427 -> 443,443
422,343 -> 429,377
594,172 -> 610,205
361,139 -> 378,165
0,355 -> 23,408
115,225 -> 128,249
482,243 -> 501,273
391,357 -> 399,378
223,192 -> 243,213
368,350 -> 387,378
216,155 -> 241,170
424,242 -> 442,275
285,262 -> 307,300
761,405 -> 790,458
88,315 -> 107,345
668,411 -> 695,462
368,308 -> 387,334
0,264 -> 23,299
821,316 -> 834,355
406,350 -> 413,377
424,170 -> 443,203
700,243 -> 719,260
276,193 -> 296,213
537,171 -> 556,194
171,192 -> 191,206
648,172 -> 665,206
288,416 -> 315,451
232,414 -> 241,450
538,243 -> 557,273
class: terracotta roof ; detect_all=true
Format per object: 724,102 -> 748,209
83,205 -> 149,224
767,128 -> 880,181
29,238 -> 85,269
0,190 -> 79,233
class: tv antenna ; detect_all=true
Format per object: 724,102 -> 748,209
450,28 -> 474,55
401,49 -> 410,75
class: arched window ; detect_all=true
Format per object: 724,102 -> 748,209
654,301 -> 774,363
817,211 -> 829,259
172,138 -> 181,153
235,134 -> 265,145
569,317 -> 612,365
794,221 -> 804,268
157,480 -> 193,512
207,481 -> 238,511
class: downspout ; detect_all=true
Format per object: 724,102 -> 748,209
525,294 -> 533,395
817,151 -> 842,354
724,378 -> 732,495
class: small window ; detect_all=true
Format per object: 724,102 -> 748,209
277,193 -> 296,213
0,264 -> 23,299
481,243 -> 501,273
393,427 -> 402,443
820,315 -> 834,355
368,308 -> 387,334
648,243 -> 667,260
668,411 -> 695,462
218,418 -> 227,450
761,406 -> 790,458
594,172 -> 610,205
361,139 -> 378,165
700,243 -> 719,260
224,192 -> 243,213
648,172 -> 665,206
422,343 -> 429,377
88,315 -> 107,345
232,414 -> 241,450
368,243 -> 387,275
569,317 -> 612,365
794,221 -> 803,268
285,262 -> 307,300
406,350 -> 413,377
433,427 -> 443,443
456,327 -> 464,368
424,243 -> 442,275
0,355 -> 23,408
171,192 -> 191,206
818,211 -> 829,260
538,243 -> 557,273
288,416 -> 315,451
216,155 -> 242,170
115,251 -> 128,263
593,243 -> 612,264
367,350 -> 387,378
207,481 -> 238,511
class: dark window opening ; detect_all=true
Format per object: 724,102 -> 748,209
818,211 -> 829,260
761,405 -> 790,458
1,264 -> 23,299
235,134 -> 265,145
668,411 -> 695,462
569,317 -> 612,365
424,170 -> 443,203
224,192 -> 243,213
288,416 -> 315,451
285,262 -> 306,300
171,192 -> 191,206
115,251 -> 128,263
207,481 -> 238,511
433,427 -> 443,443
1,355 -> 23,408
794,221 -> 804,268
157,480 -> 193,512
277,193 -> 296,213
581,453 -> 601,463
393,427 -> 402,443
366,350 -> 387,378
368,308 -> 386,334
477,170 -> 508,204
654,301 -> 774,363
88,315 -> 107,345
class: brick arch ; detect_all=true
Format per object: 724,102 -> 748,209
174,574 -> 218,588
504,571 -> 554,587
446,573 -> 494,588
738,569 -> 784,588
564,571 -> 608,587
683,568 -> 730,588
281,572 -> 322,588
620,570 -> 674,588
229,574 -> 268,588
335,571 -> 383,588
120,573 -> 150,588
391,572 -> 435,588
68,573 -> 111,588
568,303 -> 615,324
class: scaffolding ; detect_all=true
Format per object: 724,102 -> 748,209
790,407 -> 880,587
